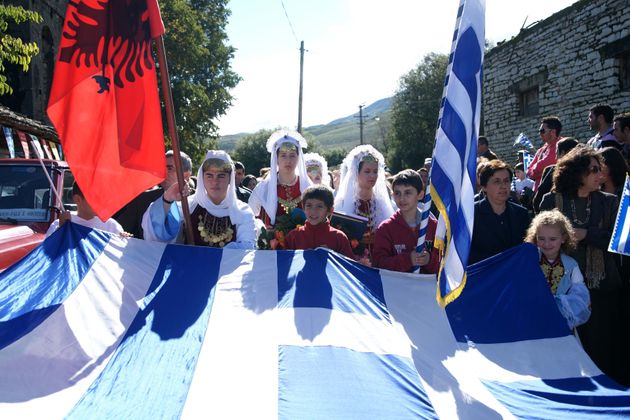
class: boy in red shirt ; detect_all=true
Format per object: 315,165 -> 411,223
284,185 -> 355,259
373,169 -> 439,273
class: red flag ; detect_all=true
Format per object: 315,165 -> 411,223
47,0 -> 166,220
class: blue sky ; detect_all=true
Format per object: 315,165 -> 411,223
217,0 -> 577,135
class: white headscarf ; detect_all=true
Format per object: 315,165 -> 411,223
334,144 -> 394,227
303,152 -> 331,187
249,129 -> 311,225
189,150 -> 238,219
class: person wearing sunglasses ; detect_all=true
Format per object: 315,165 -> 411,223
526,116 -> 563,191
539,144 -> 624,384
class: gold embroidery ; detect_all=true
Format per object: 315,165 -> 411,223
197,214 -> 234,247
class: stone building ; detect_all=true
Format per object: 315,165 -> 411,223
0,1 -> 67,123
482,0 -> 630,162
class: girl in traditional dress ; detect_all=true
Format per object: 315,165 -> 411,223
142,150 -> 257,249
334,145 -> 395,259
303,152 -> 331,187
525,209 -> 590,330
248,130 -> 312,228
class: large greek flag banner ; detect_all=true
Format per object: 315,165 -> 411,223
609,175 -> 630,256
430,0 -> 484,306
1,223 -> 629,419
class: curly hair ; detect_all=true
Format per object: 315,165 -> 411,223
525,209 -> 577,253
478,159 -> 513,187
552,145 -> 602,197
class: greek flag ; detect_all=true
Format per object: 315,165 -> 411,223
522,150 -> 534,172
513,132 -> 534,149
2,223 -> 629,418
609,175 -> 630,256
430,0 -> 484,306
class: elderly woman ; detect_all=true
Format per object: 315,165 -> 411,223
539,145 -> 623,382
248,130 -> 312,228
334,145 -> 395,259
142,150 -> 257,249
468,160 -> 530,264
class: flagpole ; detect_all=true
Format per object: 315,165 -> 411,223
155,36 -> 195,244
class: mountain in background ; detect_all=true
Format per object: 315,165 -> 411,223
218,97 -> 393,152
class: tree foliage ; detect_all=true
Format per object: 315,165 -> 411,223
232,129 -> 274,177
0,5 -> 42,95
159,0 -> 240,165
322,148 -> 348,169
386,53 -> 448,173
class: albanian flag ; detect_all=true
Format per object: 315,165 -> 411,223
48,0 -> 166,221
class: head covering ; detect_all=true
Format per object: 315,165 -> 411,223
261,129 -> 311,225
424,158 -> 432,165
303,152 -> 331,186
189,150 -> 237,218
334,145 -> 394,226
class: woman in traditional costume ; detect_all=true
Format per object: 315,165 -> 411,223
142,150 -> 256,249
303,152 -> 331,187
334,145 -> 395,258
248,130 -> 312,228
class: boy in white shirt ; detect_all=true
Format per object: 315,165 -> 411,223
46,182 -> 125,237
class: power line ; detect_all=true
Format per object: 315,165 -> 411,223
279,0 -> 299,45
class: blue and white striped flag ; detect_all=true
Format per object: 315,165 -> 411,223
2,223 -> 629,418
609,175 -> 630,256
522,150 -> 534,173
430,0 -> 484,306
513,132 -> 534,149
1,125 -> 15,159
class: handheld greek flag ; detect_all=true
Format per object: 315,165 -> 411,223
430,0 -> 484,306
609,175 -> 630,256
522,150 -> 534,172
413,185 -> 433,273
513,132 -> 534,149
2,223 -> 630,418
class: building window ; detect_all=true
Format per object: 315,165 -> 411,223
519,87 -> 539,117
620,52 -> 630,91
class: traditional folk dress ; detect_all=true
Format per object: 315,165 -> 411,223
142,151 -> 256,249
334,145 -> 395,259
248,130 -> 312,228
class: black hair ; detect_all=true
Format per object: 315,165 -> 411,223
392,169 -> 423,193
478,136 -> 489,146
590,104 -> 614,124
302,185 -> 334,209
541,116 -> 562,136
234,161 -> 245,171
72,181 -> 83,198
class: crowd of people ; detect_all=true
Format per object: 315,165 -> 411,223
48,105 -> 630,386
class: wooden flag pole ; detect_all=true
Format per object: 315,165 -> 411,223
155,36 -> 195,244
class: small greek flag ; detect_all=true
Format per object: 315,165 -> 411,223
609,175 -> 630,256
513,132 -> 534,149
522,150 -> 534,173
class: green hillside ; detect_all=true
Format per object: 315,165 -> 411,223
219,97 -> 392,153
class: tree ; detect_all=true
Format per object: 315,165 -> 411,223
0,5 -> 41,95
386,53 -> 448,173
159,0 -> 240,165
233,129 -> 274,177
322,148 -> 348,169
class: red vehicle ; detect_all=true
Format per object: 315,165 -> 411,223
0,158 -> 74,271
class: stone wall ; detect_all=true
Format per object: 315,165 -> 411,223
482,0 -> 630,163
0,1 -> 67,122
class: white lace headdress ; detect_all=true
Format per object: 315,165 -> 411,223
262,130 -> 311,225
334,144 -> 394,226
303,152 -> 331,186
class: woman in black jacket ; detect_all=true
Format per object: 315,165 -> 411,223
469,160 -> 531,265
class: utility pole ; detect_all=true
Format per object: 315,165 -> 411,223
358,104 -> 365,145
297,41 -> 305,134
